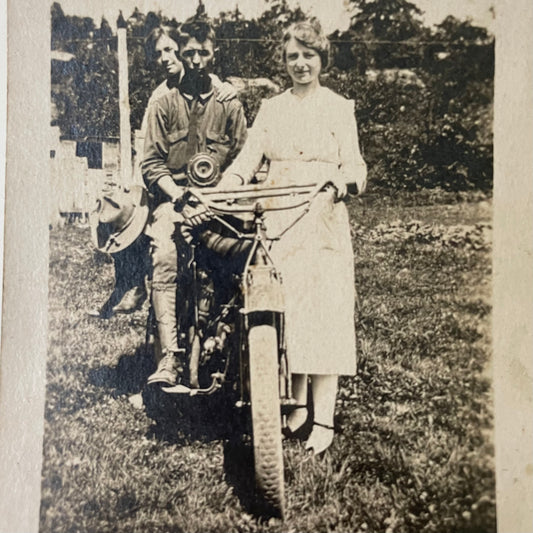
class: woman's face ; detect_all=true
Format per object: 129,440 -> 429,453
154,34 -> 182,77
285,37 -> 322,87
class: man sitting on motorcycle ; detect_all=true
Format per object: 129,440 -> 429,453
142,12 -> 248,387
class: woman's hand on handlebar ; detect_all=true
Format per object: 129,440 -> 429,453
313,179 -> 347,201
331,179 -> 347,200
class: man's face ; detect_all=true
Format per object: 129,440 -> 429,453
180,37 -> 215,72
154,34 -> 182,77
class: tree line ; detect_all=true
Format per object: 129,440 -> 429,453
51,0 -> 494,191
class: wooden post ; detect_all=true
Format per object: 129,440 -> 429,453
117,12 -> 132,187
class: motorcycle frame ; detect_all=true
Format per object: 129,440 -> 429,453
177,202 -> 294,406
158,183 -> 325,404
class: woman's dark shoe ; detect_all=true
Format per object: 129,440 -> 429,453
283,406 -> 308,438
304,421 -> 334,456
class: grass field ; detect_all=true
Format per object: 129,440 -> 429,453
40,194 -> 494,533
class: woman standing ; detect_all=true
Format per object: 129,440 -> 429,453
219,20 -> 367,455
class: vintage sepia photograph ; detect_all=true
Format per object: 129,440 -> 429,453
3,0 -> 531,531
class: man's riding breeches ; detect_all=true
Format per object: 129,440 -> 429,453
147,202 -> 180,288
146,201 -> 182,353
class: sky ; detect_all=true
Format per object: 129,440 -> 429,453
57,0 -> 495,35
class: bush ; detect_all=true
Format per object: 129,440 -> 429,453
320,68 -> 492,192
238,84 -> 280,126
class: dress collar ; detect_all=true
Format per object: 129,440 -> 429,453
286,84 -> 324,102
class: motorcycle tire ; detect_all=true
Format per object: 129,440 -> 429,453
248,324 -> 285,518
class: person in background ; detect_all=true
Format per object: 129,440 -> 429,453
218,19 -> 367,456
139,24 -> 237,145
88,23 -> 237,318
142,13 -> 248,386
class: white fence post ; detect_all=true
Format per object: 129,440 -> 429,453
117,12 -> 132,187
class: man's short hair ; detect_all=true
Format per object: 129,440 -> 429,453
177,17 -> 216,48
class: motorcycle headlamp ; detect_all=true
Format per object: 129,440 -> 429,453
187,152 -> 221,187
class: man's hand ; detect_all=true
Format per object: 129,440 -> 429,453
157,175 -> 186,204
182,203 -> 212,227
216,82 -> 238,102
180,203 -> 213,244
210,74 -> 238,102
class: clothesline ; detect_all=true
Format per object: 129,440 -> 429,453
52,36 -> 492,46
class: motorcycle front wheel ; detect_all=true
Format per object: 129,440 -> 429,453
248,324 -> 285,518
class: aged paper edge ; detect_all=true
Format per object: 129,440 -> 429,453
0,0 -> 5,323
0,0 -> 532,531
0,0 -> 49,531
492,0 -> 533,531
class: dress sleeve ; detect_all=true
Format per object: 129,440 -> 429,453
337,99 -> 367,194
223,99 -> 269,185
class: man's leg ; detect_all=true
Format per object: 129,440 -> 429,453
111,235 -> 149,314
87,235 -> 149,319
146,202 -> 185,385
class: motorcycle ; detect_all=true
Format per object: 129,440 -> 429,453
146,155 -> 328,517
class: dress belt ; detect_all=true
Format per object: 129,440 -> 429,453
267,160 -> 338,186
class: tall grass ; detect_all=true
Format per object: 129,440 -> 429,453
40,196 -> 494,533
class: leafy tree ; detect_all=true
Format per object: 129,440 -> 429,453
49,2 -> 493,191
51,4 -> 118,138
418,17 -> 494,190
346,0 -> 428,70
51,2 -> 95,53
215,8 -> 263,80
53,44 -> 119,139
422,16 -> 494,112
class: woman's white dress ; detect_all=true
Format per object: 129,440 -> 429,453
225,86 -> 367,375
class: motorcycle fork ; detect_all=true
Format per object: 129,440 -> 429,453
237,244 -> 292,407
237,210 -> 293,410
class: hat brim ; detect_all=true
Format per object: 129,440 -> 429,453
90,186 -> 150,254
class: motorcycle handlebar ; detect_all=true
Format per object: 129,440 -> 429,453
183,181 -> 336,215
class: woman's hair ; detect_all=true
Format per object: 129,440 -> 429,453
281,20 -> 331,70
144,25 -> 180,64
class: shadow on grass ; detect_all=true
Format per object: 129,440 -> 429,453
144,390 -> 279,517
223,438 -> 288,519
223,438 -> 256,513
88,337 -> 281,518
88,344 -> 155,397
143,387 -> 248,443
